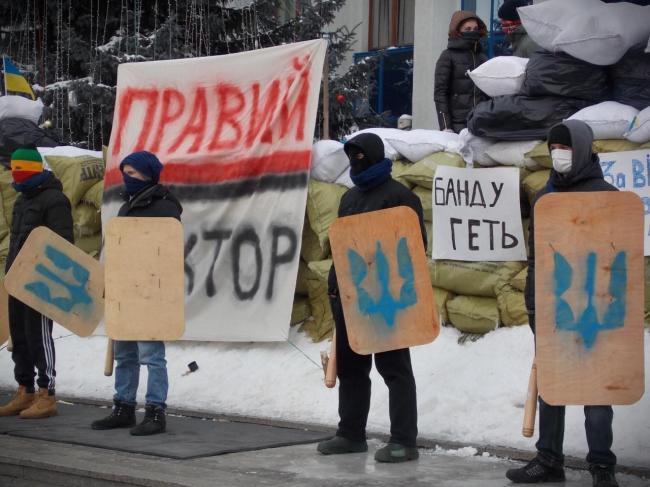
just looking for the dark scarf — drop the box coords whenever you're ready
[350,158,392,191]
[12,170,52,193]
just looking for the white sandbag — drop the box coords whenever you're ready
[458,129,497,166]
[386,130,447,163]
[625,106,650,144]
[553,3,650,66]
[37,146,103,159]
[468,56,529,97]
[646,35,650,53]
[310,140,349,183]
[334,168,354,188]
[345,128,404,161]
[485,140,543,169]
[518,0,601,52]
[0,96,44,124]
[568,102,639,140]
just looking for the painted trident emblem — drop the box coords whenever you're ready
[347,237,417,327]
[554,251,627,349]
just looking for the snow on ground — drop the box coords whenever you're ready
[1,325,648,468]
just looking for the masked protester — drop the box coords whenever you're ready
[0,148,73,420]
[317,133,427,463]
[91,151,182,437]
[506,120,619,487]
[498,0,539,58]
[434,11,489,133]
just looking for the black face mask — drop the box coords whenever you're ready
[348,148,372,176]
[460,31,481,42]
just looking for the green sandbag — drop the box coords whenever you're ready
[526,139,645,169]
[0,166,18,242]
[413,186,432,221]
[511,267,528,292]
[400,151,465,189]
[75,232,102,258]
[295,259,310,296]
[302,259,334,342]
[496,286,528,327]
[0,235,9,278]
[522,170,550,204]
[392,159,416,189]
[432,286,455,325]
[291,296,312,326]
[447,295,499,334]
[301,180,347,262]
[428,260,524,298]
[45,154,104,207]
[82,180,104,209]
[72,203,101,238]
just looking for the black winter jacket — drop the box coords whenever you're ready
[6,173,73,272]
[524,121,617,323]
[117,184,183,220]
[434,38,488,133]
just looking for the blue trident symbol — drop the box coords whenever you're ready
[554,251,626,349]
[347,237,417,327]
[25,245,93,313]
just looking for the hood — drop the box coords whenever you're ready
[548,120,603,188]
[448,10,488,38]
[343,133,385,166]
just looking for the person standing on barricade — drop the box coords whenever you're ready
[317,133,427,463]
[91,151,182,436]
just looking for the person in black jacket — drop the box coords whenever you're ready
[0,148,73,420]
[506,120,619,487]
[91,151,182,437]
[434,10,489,133]
[498,0,539,58]
[316,133,427,463]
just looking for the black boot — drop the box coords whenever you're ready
[317,436,368,455]
[91,401,136,430]
[130,404,166,436]
[505,456,566,483]
[589,464,619,487]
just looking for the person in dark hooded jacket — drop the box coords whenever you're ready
[0,148,73,420]
[91,151,182,437]
[317,133,427,464]
[498,0,539,58]
[434,11,489,133]
[506,120,619,487]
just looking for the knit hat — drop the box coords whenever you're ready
[119,151,164,183]
[11,148,47,184]
[498,0,530,21]
[547,124,573,148]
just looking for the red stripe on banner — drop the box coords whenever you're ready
[105,150,312,187]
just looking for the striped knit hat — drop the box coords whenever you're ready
[10,148,48,183]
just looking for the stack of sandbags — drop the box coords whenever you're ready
[0,166,18,277]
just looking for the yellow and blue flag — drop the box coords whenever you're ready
[3,56,35,100]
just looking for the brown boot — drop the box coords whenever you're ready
[19,388,57,419]
[0,386,36,417]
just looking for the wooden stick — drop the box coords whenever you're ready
[325,330,337,388]
[104,338,114,377]
[6,336,13,352]
[522,361,538,438]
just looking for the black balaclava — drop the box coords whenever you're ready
[343,133,385,176]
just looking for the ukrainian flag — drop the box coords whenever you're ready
[3,56,35,100]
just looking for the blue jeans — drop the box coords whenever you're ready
[113,340,168,409]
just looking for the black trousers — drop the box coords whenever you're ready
[8,296,56,392]
[530,315,616,467]
[330,295,418,447]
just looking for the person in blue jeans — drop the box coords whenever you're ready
[91,151,182,436]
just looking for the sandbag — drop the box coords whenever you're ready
[0,96,43,125]
[74,232,102,258]
[522,50,608,101]
[303,259,334,342]
[447,295,499,334]
[295,259,310,296]
[38,146,103,159]
[310,140,349,183]
[45,154,104,207]
[82,180,104,209]
[467,95,589,141]
[569,102,639,140]
[625,106,650,144]
[291,296,312,326]
[334,169,354,188]
[432,286,455,326]
[511,267,528,293]
[391,159,416,189]
[522,170,550,204]
[496,286,528,327]
[301,180,347,262]
[0,166,18,242]
[609,49,650,110]
[0,235,9,278]
[526,139,645,168]
[554,3,650,66]
[399,151,465,189]
[485,140,542,169]
[413,186,432,222]
[386,129,457,163]
[457,129,497,166]
[0,117,58,168]
[469,56,529,97]
[345,128,402,160]
[72,203,101,238]
[428,260,524,298]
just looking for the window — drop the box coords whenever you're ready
[276,0,310,24]
[369,0,415,50]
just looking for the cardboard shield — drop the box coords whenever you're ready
[329,206,439,355]
[535,192,645,405]
[4,227,104,337]
[104,217,185,340]
[0,280,8,346]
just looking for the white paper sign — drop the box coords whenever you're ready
[599,150,650,255]
[432,166,527,261]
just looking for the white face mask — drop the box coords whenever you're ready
[551,149,573,174]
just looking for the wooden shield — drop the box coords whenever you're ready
[104,217,185,340]
[4,227,104,337]
[535,192,645,405]
[0,280,8,346]
[329,206,439,354]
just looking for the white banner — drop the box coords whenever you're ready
[103,39,327,341]
[599,149,650,255]
[432,166,527,261]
